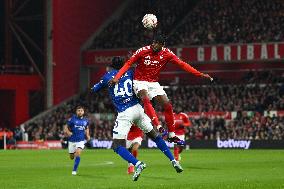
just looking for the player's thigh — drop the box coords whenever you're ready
[135,105,154,133]
[133,80,150,98]
[68,141,76,154]
[75,141,85,155]
[148,82,167,101]
[113,112,133,140]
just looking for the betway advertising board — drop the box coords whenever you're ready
[84,42,284,65]
[89,139,284,149]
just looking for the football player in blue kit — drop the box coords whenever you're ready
[64,106,90,175]
[92,57,183,181]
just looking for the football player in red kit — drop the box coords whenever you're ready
[126,125,144,174]
[173,111,191,162]
[109,35,213,144]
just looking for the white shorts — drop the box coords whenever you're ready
[126,137,143,149]
[176,135,185,141]
[133,80,167,100]
[68,141,85,154]
[113,104,153,139]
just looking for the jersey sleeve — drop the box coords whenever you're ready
[92,74,108,92]
[67,118,74,127]
[180,113,191,126]
[114,48,142,80]
[85,120,89,129]
[168,51,203,77]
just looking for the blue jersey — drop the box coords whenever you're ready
[92,69,139,112]
[67,115,89,142]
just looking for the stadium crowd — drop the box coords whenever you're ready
[91,0,192,49]
[169,0,284,46]
[20,70,283,141]
[90,0,284,49]
[188,113,284,140]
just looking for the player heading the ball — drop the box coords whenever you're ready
[109,35,213,145]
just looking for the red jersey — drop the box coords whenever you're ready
[115,45,203,82]
[174,112,191,135]
[127,125,144,140]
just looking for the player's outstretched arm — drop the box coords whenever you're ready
[92,76,107,92]
[171,56,213,81]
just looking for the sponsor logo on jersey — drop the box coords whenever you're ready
[144,55,159,65]
[74,125,85,130]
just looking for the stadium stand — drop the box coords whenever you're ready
[90,0,284,49]
[168,0,284,46]
[91,0,195,49]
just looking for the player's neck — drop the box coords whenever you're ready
[76,115,83,119]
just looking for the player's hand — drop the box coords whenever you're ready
[201,73,214,82]
[67,132,73,137]
[158,127,168,137]
[108,78,119,86]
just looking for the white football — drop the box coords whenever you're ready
[142,14,158,29]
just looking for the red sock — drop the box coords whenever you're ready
[164,103,175,132]
[132,149,138,158]
[174,147,179,161]
[142,97,160,127]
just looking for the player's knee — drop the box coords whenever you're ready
[112,139,125,152]
[132,143,140,151]
[74,149,82,157]
[138,90,149,100]
[155,95,169,106]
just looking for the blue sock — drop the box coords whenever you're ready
[154,136,175,161]
[73,156,81,172]
[115,146,139,166]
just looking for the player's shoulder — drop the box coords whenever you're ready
[83,117,89,125]
[125,68,134,76]
[133,45,151,56]
[162,47,176,56]
[82,116,89,121]
[68,115,76,122]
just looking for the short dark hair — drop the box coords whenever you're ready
[153,34,166,45]
[110,56,124,70]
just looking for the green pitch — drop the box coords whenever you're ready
[0,149,284,189]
